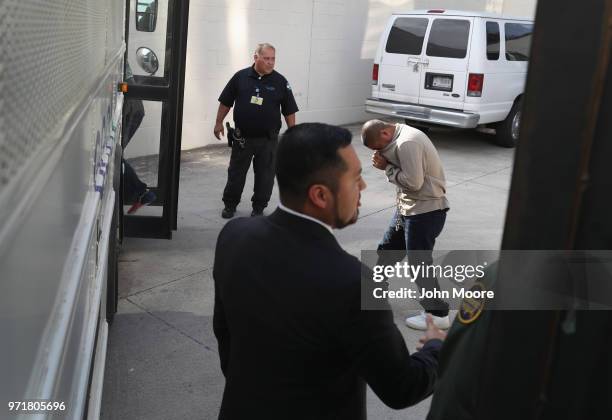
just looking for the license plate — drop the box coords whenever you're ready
[432,76,452,89]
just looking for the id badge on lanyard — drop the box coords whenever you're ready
[251,87,263,105]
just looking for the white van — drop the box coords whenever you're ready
[366,9,534,147]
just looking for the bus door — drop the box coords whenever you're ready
[121,0,189,239]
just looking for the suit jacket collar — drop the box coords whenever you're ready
[268,208,342,250]
[278,203,333,234]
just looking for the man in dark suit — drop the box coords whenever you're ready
[213,123,446,419]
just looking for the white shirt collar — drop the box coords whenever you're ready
[278,204,334,234]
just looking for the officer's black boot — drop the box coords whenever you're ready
[222,206,236,219]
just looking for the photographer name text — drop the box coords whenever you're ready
[372,287,494,300]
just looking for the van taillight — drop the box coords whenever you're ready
[467,73,484,97]
[372,64,379,85]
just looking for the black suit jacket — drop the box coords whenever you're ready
[213,208,441,419]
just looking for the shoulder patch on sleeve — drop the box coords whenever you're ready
[457,282,486,325]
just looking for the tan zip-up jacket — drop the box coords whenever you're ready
[380,124,450,216]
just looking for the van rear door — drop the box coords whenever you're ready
[418,16,474,110]
[377,15,430,104]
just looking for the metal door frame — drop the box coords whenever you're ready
[121,0,190,239]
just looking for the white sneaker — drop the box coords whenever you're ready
[405,311,450,330]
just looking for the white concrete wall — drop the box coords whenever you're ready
[180,0,537,150]
[502,0,537,17]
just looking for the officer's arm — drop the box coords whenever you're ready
[343,307,440,408]
[213,104,231,140]
[212,279,230,376]
[280,78,299,124]
[215,73,238,139]
[339,271,441,409]
[284,113,296,128]
[212,229,231,376]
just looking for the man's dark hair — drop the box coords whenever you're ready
[276,123,352,205]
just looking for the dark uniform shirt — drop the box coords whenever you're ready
[218,66,298,138]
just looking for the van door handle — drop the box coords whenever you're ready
[421,58,429,67]
[407,58,419,72]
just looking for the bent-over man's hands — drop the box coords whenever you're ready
[372,151,388,170]
[416,314,447,351]
[214,122,225,140]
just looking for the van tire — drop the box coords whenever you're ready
[495,99,522,147]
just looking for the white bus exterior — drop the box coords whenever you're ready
[0,1,125,418]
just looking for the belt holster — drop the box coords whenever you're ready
[225,122,245,149]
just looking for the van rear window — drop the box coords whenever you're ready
[505,23,533,61]
[426,19,470,59]
[486,22,500,60]
[385,17,428,55]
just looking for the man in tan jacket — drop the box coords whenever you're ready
[362,119,450,330]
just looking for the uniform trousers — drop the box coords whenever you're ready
[222,135,277,211]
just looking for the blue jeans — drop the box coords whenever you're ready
[377,208,450,317]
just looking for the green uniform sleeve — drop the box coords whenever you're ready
[426,263,498,420]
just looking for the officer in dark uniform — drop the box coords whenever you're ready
[426,263,497,420]
[213,43,298,218]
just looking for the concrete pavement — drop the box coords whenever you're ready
[101,122,514,419]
